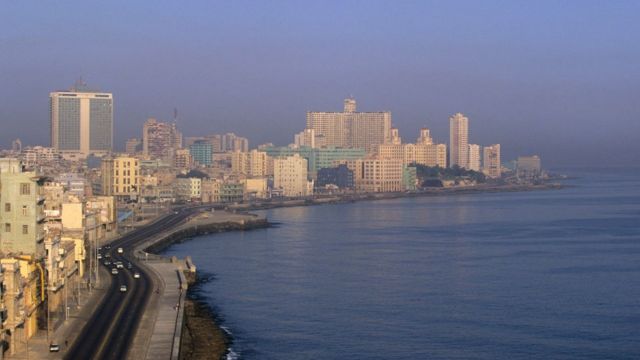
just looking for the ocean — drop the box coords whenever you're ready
[162,168,640,359]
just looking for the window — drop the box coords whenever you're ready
[4,203,10,212]
[22,205,28,216]
[4,223,10,233]
[20,183,30,195]
[22,225,28,235]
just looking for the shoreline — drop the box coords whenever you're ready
[153,181,565,359]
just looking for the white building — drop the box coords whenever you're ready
[50,84,113,157]
[468,144,481,171]
[449,113,469,169]
[273,154,311,197]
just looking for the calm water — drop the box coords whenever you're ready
[163,169,640,359]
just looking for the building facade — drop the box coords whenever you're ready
[101,156,140,197]
[190,140,213,166]
[483,144,501,178]
[306,98,392,153]
[273,154,311,197]
[468,144,481,171]
[142,118,183,161]
[449,112,469,169]
[50,86,113,156]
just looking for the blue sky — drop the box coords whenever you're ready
[1,1,639,166]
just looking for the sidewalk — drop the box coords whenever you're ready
[127,261,186,360]
[6,267,112,360]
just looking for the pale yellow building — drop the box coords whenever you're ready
[350,158,404,193]
[244,178,269,199]
[377,129,446,168]
[101,156,140,197]
[231,150,272,177]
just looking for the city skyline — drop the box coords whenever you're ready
[2,2,639,167]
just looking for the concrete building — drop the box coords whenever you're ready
[201,178,222,203]
[0,159,46,256]
[517,155,542,178]
[273,154,311,197]
[468,144,481,172]
[101,156,140,198]
[50,85,113,157]
[174,148,192,169]
[174,177,202,201]
[346,157,405,193]
[483,144,501,179]
[449,112,469,169]
[316,164,354,189]
[263,146,366,179]
[306,98,392,153]
[231,150,272,177]
[244,178,268,199]
[377,129,447,168]
[294,128,316,148]
[142,118,183,161]
[221,133,249,152]
[190,140,213,166]
[125,138,142,154]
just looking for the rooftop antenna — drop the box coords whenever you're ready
[173,107,178,124]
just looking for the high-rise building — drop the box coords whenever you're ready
[273,154,311,197]
[0,159,46,255]
[483,144,501,178]
[231,150,272,177]
[449,113,469,169]
[142,118,182,161]
[517,155,542,178]
[101,156,140,197]
[306,98,392,153]
[50,84,113,157]
[190,140,213,166]
[468,144,481,171]
[221,133,249,152]
[344,157,405,193]
[174,149,192,169]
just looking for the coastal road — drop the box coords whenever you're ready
[64,206,210,360]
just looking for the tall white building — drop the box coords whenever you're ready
[273,154,311,197]
[50,84,113,157]
[468,144,481,171]
[449,113,469,169]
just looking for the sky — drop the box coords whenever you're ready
[1,1,639,167]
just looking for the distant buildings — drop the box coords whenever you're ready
[221,133,249,152]
[449,112,469,169]
[517,155,542,178]
[142,118,183,161]
[316,164,354,189]
[483,144,501,178]
[50,84,113,157]
[377,129,447,168]
[125,138,142,154]
[306,98,392,153]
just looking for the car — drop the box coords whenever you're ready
[117,247,124,254]
[104,253,111,258]
[127,262,133,269]
[49,343,60,352]
[133,272,141,279]
[104,245,111,250]
[104,260,111,266]
[116,262,123,269]
[120,285,127,292]
[97,254,102,260]
[111,268,118,275]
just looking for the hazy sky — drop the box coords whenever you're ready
[1,1,639,167]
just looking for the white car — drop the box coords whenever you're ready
[120,285,127,292]
[117,247,124,254]
[111,268,118,275]
[133,272,141,279]
[116,262,123,269]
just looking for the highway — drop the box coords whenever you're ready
[64,207,203,360]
